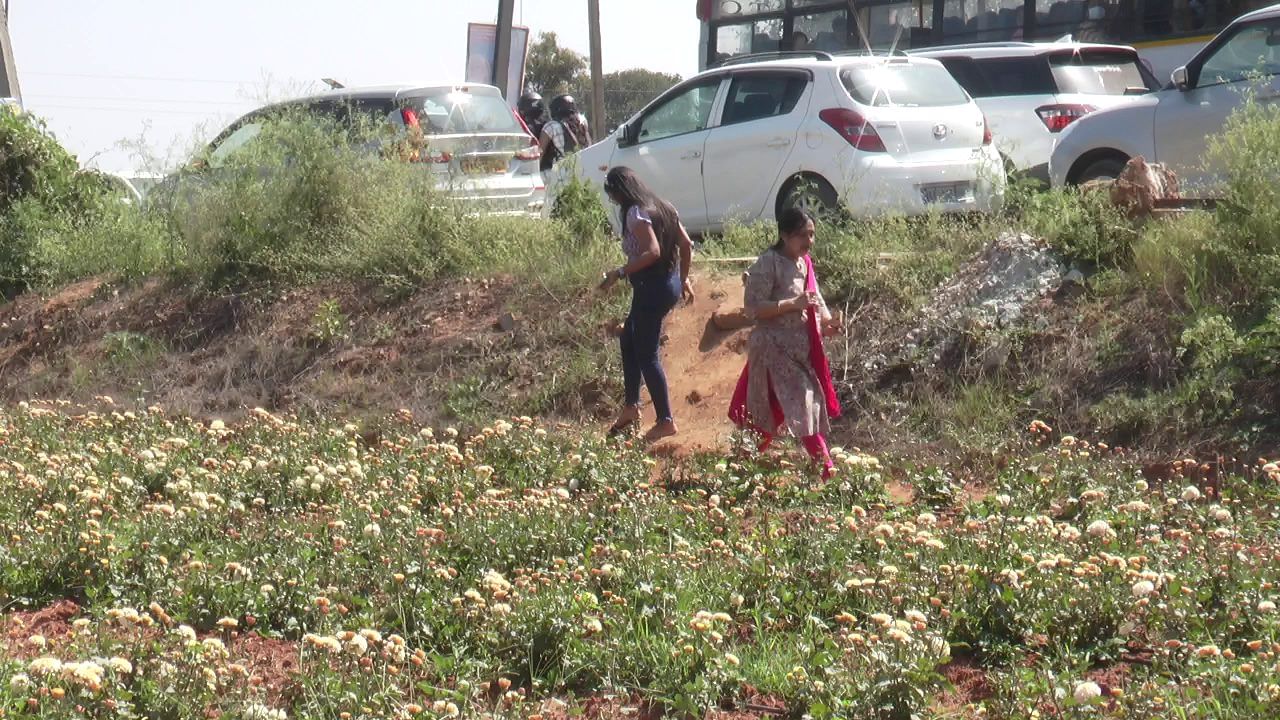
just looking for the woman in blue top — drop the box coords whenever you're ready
[598,167,694,441]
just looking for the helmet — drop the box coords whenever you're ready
[518,91,544,117]
[549,94,578,120]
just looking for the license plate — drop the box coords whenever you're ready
[461,157,508,175]
[920,182,972,204]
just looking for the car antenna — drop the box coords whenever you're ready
[321,78,345,90]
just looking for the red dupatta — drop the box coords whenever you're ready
[729,253,841,432]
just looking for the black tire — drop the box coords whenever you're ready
[1076,157,1128,184]
[778,176,840,220]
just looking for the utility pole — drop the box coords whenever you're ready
[493,0,516,101]
[0,0,21,103]
[587,0,605,139]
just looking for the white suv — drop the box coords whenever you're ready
[912,41,1159,181]
[1051,3,1280,189]
[573,52,1004,234]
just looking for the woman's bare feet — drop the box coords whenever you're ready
[645,419,679,442]
[608,405,641,437]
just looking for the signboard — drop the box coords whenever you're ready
[465,22,530,107]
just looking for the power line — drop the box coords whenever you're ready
[25,71,255,85]
[27,93,255,107]
[31,103,240,117]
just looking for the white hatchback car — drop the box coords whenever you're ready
[912,41,1159,181]
[573,52,1005,234]
[1050,3,1280,190]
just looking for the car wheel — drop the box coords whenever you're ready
[779,176,840,220]
[1076,157,1128,184]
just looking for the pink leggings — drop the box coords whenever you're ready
[756,374,834,476]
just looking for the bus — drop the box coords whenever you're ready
[694,0,1274,80]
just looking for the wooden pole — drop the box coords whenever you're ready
[493,0,516,100]
[0,2,20,104]
[587,0,606,139]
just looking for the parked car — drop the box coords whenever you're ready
[151,84,545,220]
[1051,3,1280,190]
[573,51,1005,235]
[911,40,1159,181]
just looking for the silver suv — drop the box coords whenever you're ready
[912,41,1159,181]
[155,84,545,218]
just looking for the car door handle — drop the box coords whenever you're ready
[767,138,792,148]
[681,150,702,160]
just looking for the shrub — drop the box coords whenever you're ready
[0,109,164,296]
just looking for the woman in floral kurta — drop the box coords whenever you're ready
[731,208,842,477]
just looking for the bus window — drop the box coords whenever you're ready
[866,3,918,49]
[1035,0,1089,40]
[712,0,783,19]
[715,17,783,61]
[795,9,849,53]
[943,0,1022,43]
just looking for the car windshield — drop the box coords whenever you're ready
[408,88,521,135]
[841,63,971,107]
[1048,51,1157,95]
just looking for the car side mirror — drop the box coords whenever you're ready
[616,123,634,148]
[1172,66,1191,91]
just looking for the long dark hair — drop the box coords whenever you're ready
[605,166,680,270]
[774,207,814,251]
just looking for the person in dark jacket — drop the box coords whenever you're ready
[517,91,547,139]
[539,94,592,176]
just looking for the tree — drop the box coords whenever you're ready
[524,32,587,96]
[596,69,683,132]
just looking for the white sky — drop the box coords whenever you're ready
[10,0,702,175]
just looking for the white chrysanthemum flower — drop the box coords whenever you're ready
[1073,681,1102,704]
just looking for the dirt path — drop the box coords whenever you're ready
[649,269,751,454]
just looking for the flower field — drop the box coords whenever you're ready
[2,402,1280,719]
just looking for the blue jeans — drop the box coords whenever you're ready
[621,268,681,422]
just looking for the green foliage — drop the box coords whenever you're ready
[525,32,588,96]
[0,109,168,296]
[548,158,611,242]
[1010,180,1134,269]
[309,299,350,345]
[583,69,684,131]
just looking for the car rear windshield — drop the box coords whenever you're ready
[407,88,522,134]
[840,63,971,107]
[1047,51,1156,95]
[941,57,1057,97]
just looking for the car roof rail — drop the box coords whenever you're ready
[713,50,835,67]
[908,40,1041,53]
[831,48,911,59]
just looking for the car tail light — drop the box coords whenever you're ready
[1035,103,1096,133]
[983,114,992,145]
[818,108,885,152]
[401,107,420,128]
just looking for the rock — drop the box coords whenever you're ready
[1110,156,1180,219]
[885,232,1065,372]
[1064,269,1086,285]
[712,308,754,331]
[686,389,709,405]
